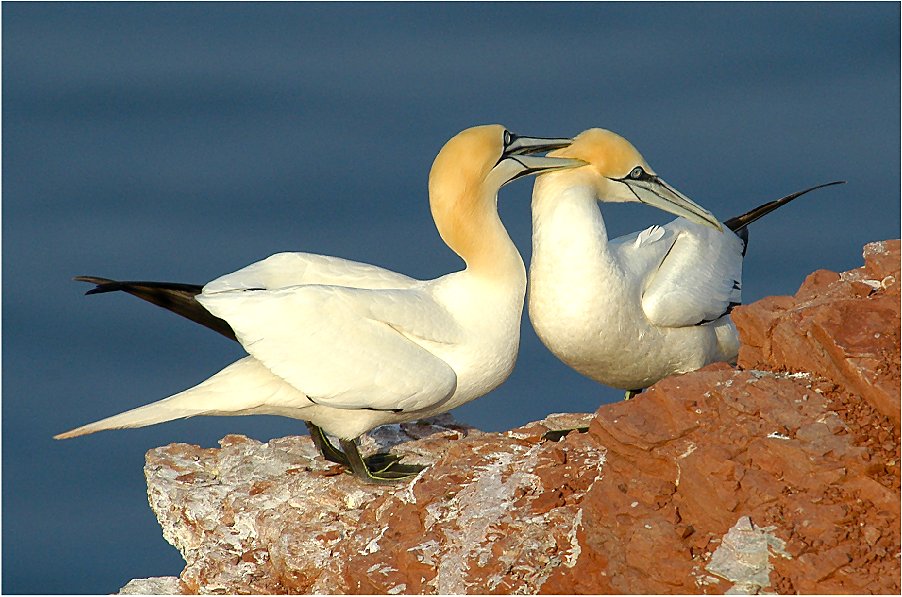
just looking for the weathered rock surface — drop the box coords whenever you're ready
[733,239,900,428]
[123,241,900,594]
[118,576,184,595]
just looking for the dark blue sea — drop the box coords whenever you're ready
[3,3,899,593]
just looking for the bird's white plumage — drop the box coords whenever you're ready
[528,129,743,391]
[203,251,419,293]
[624,221,743,327]
[53,356,314,438]
[197,283,460,412]
[57,125,585,445]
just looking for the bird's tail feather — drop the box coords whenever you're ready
[74,276,237,341]
[53,396,202,439]
[724,180,845,232]
[54,356,308,439]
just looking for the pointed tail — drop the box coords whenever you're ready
[74,276,237,341]
[724,181,845,232]
[54,356,306,439]
[54,396,200,439]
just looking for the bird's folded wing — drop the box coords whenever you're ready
[197,285,460,412]
[636,221,744,327]
[203,252,419,294]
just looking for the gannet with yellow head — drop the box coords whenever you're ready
[57,125,585,483]
[528,128,843,394]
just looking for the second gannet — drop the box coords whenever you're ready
[528,128,843,395]
[56,125,585,484]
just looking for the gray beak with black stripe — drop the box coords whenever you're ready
[496,132,587,185]
[616,166,723,231]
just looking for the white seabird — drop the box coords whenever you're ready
[56,125,585,484]
[528,128,843,395]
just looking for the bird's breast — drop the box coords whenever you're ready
[422,273,525,411]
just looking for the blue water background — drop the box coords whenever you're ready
[3,3,899,593]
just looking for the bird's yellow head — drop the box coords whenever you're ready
[428,125,582,198]
[546,128,722,230]
[428,125,585,263]
[428,125,506,197]
[549,128,652,185]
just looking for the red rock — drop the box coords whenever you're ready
[797,268,842,299]
[121,241,900,595]
[733,239,901,426]
[863,239,901,281]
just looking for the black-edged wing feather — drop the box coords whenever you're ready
[74,276,237,341]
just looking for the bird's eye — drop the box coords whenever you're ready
[503,130,513,146]
[630,166,644,180]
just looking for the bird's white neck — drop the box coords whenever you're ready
[530,173,616,273]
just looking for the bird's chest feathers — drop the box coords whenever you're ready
[532,262,639,348]
[429,274,524,396]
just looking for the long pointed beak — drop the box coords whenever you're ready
[504,155,588,185]
[505,135,574,156]
[622,177,723,231]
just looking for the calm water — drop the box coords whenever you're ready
[3,3,899,593]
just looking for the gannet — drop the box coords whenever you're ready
[528,128,843,395]
[56,125,585,484]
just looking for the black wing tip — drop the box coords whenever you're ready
[816,180,846,189]
[74,275,109,283]
[73,276,208,296]
[74,275,119,295]
[725,180,846,233]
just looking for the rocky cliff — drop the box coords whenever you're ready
[121,240,900,595]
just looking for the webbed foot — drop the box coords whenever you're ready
[305,422,425,484]
[340,439,425,484]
